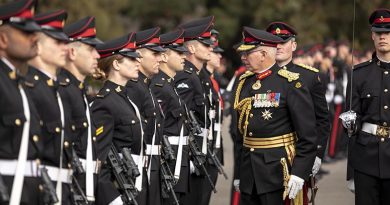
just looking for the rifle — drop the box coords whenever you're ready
[186,111,216,193]
[70,175,89,205]
[107,145,138,205]
[160,135,179,204]
[121,147,141,179]
[0,174,9,202]
[207,145,228,179]
[40,167,59,204]
[69,146,90,204]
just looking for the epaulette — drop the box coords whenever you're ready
[58,76,70,86]
[278,68,300,82]
[23,75,38,87]
[154,77,166,87]
[184,67,194,74]
[353,59,373,70]
[239,71,255,81]
[96,87,112,98]
[297,63,319,73]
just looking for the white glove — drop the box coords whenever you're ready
[190,161,196,174]
[108,196,124,205]
[233,179,240,191]
[347,179,355,193]
[312,157,322,176]
[287,175,305,199]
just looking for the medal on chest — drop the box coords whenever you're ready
[251,70,272,90]
[253,92,281,108]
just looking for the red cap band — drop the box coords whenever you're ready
[374,17,390,23]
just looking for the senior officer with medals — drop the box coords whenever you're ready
[345,9,390,205]
[233,27,317,205]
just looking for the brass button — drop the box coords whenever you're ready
[83,122,88,127]
[71,125,76,131]
[385,105,389,110]
[131,120,136,124]
[106,89,110,92]
[385,71,389,75]
[249,113,254,118]
[384,122,388,126]
[15,119,21,126]
[35,159,41,165]
[249,132,253,136]
[92,136,96,142]
[64,141,69,148]
[55,127,61,133]
[144,120,148,123]
[367,94,371,98]
[153,112,156,116]
[250,148,254,152]
[179,113,182,117]
[381,138,385,142]
[40,120,43,126]
[68,163,72,168]
[184,120,188,123]
[385,89,388,93]
[33,135,39,142]
[157,124,161,127]
[34,75,39,81]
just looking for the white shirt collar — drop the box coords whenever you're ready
[1,57,16,71]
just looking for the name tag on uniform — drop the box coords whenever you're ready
[253,93,281,108]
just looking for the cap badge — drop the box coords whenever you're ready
[252,80,261,90]
[276,28,281,34]
[380,16,384,22]
[115,86,122,92]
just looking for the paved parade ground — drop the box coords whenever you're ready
[209,115,355,205]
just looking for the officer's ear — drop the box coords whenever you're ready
[0,29,8,50]
[67,46,77,61]
[291,41,297,52]
[112,59,121,71]
[186,44,196,54]
[160,52,168,63]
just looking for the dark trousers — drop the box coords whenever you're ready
[163,192,185,205]
[199,164,219,205]
[181,173,204,205]
[148,170,162,205]
[354,170,390,205]
[2,176,42,205]
[240,184,284,205]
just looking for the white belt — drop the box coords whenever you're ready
[39,165,73,184]
[118,153,145,167]
[214,123,221,132]
[80,159,99,174]
[362,122,390,137]
[145,144,161,155]
[168,136,189,145]
[0,160,39,177]
[195,128,209,138]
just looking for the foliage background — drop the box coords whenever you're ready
[3,0,390,70]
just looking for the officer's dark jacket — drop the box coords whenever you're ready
[24,66,71,167]
[284,62,330,159]
[91,80,144,204]
[0,60,42,160]
[346,55,390,178]
[150,70,190,192]
[126,72,163,172]
[174,60,209,127]
[57,69,97,159]
[234,64,317,195]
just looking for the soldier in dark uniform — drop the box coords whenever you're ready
[175,19,215,205]
[59,16,102,203]
[0,0,43,204]
[266,22,330,171]
[26,10,73,204]
[202,41,226,205]
[233,27,317,205]
[345,9,390,205]
[91,33,147,205]
[127,27,165,205]
[150,29,190,205]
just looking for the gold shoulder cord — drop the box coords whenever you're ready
[234,77,252,137]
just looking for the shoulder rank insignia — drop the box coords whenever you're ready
[96,126,104,136]
[59,78,70,86]
[239,71,255,81]
[353,60,372,70]
[297,63,319,73]
[155,83,164,87]
[96,88,111,98]
[184,67,193,74]
[278,69,300,82]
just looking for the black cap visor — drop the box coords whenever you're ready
[119,50,141,59]
[43,30,69,42]
[10,20,41,32]
[197,38,214,46]
[79,37,103,46]
[145,45,166,52]
[213,46,224,53]
[372,25,390,32]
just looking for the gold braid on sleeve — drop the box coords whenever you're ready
[233,78,252,137]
